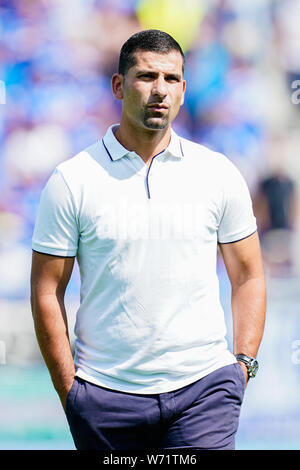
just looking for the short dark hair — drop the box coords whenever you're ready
[118,29,185,76]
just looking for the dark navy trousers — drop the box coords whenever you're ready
[65,363,246,450]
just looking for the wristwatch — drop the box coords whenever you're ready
[235,354,259,379]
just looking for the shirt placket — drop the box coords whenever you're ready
[145,151,164,199]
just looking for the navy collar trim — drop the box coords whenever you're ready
[102,125,184,162]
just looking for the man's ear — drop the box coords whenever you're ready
[180,79,186,106]
[111,73,124,100]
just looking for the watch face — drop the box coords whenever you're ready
[249,359,259,377]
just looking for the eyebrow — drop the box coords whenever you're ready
[136,70,182,79]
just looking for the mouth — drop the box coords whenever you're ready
[147,103,169,111]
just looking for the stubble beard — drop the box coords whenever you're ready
[142,109,170,130]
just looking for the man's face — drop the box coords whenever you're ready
[115,49,186,131]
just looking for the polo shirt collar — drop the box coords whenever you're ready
[102,124,184,161]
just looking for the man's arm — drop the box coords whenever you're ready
[30,250,75,409]
[218,231,266,383]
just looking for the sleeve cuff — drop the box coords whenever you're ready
[32,242,77,257]
[218,227,257,244]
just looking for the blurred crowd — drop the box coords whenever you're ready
[1,0,300,303]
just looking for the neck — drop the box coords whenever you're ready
[114,119,171,166]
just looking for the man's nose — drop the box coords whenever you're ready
[151,77,167,98]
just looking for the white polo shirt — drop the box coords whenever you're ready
[32,124,257,394]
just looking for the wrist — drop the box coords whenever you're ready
[52,369,75,395]
[235,353,259,379]
[56,378,75,411]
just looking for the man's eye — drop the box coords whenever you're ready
[167,76,180,82]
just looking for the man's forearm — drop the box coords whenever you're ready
[31,293,75,405]
[232,276,266,358]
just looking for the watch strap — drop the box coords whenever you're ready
[235,353,259,378]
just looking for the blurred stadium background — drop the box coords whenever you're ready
[1,0,300,450]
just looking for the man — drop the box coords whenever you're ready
[31,29,266,450]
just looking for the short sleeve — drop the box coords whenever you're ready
[217,160,257,244]
[32,168,79,256]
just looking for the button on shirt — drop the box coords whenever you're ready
[32,124,257,394]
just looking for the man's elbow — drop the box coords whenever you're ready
[231,265,266,291]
